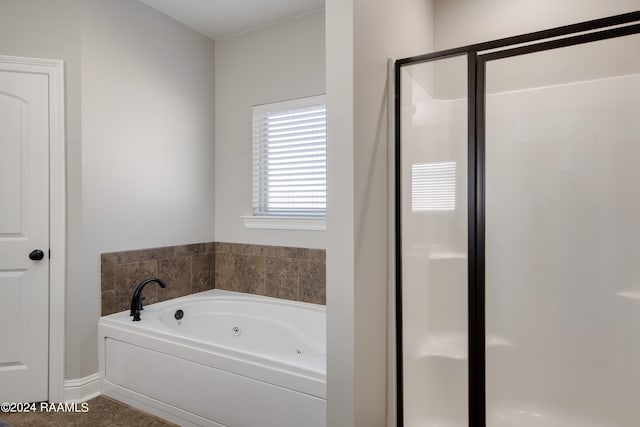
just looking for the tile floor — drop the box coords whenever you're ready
[0,396,177,427]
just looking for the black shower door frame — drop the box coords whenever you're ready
[394,11,640,427]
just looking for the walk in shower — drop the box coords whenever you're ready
[395,12,640,427]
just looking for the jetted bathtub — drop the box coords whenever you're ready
[98,289,326,427]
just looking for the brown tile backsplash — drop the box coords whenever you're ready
[215,252,265,295]
[300,259,327,304]
[192,252,216,293]
[101,241,326,316]
[100,242,216,316]
[215,242,326,305]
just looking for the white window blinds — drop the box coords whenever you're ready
[252,95,327,217]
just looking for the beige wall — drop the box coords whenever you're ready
[326,0,435,425]
[214,11,326,249]
[80,0,215,378]
[326,0,355,424]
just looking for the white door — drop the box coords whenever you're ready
[0,68,50,402]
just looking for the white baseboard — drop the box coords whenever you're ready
[63,373,101,403]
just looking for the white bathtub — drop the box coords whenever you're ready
[98,289,326,427]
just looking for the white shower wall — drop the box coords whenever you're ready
[485,72,640,425]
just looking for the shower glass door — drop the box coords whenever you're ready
[399,54,469,427]
[484,33,640,426]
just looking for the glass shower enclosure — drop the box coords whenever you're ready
[395,11,640,427]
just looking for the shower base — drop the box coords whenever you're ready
[420,401,628,427]
[489,401,628,427]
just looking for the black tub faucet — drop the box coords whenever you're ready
[130,278,166,321]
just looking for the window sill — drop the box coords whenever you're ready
[241,215,326,231]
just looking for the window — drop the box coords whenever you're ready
[250,95,326,225]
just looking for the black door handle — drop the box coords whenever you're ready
[29,249,45,261]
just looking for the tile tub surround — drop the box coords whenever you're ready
[214,242,326,304]
[101,242,216,316]
[101,241,326,315]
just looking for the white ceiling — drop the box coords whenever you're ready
[140,0,325,40]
